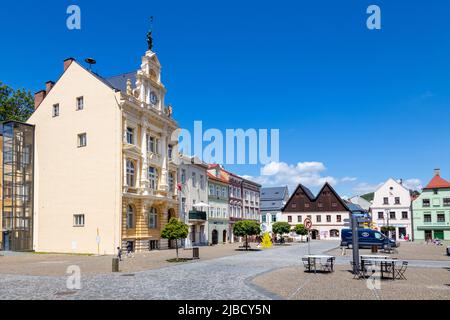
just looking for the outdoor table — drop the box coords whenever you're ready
[361,258,397,280]
[303,255,335,273]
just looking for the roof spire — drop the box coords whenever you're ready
[146,16,154,51]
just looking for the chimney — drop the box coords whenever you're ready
[34,90,46,109]
[434,168,441,176]
[45,81,55,94]
[64,57,75,72]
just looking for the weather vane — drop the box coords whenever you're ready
[147,16,154,51]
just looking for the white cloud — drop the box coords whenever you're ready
[402,178,422,191]
[250,161,342,192]
[353,182,384,195]
[341,177,358,183]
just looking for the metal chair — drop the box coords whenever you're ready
[320,257,334,273]
[395,261,408,280]
[302,258,311,272]
[350,261,366,279]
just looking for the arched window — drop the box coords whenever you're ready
[330,229,340,238]
[126,160,135,187]
[148,207,158,229]
[126,205,135,229]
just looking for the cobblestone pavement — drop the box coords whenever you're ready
[0,241,338,300]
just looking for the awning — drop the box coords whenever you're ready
[417,226,450,231]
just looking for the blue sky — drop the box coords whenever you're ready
[1,0,449,196]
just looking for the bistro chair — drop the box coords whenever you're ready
[320,257,335,273]
[302,258,311,272]
[350,261,366,279]
[395,261,408,280]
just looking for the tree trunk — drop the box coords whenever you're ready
[245,235,248,251]
[175,240,179,261]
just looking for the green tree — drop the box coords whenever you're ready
[0,82,34,122]
[161,217,189,261]
[272,222,291,244]
[295,224,308,242]
[233,220,261,251]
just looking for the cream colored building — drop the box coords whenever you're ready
[27,48,179,254]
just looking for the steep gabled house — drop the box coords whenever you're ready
[282,182,350,240]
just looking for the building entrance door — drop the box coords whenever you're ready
[311,230,319,240]
[2,232,10,251]
[212,230,218,245]
[425,230,432,241]
[223,230,227,243]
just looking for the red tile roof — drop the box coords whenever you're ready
[424,174,450,189]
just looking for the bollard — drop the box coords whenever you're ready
[112,257,120,272]
[193,247,200,260]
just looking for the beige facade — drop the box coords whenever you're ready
[27,49,178,254]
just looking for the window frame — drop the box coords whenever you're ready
[77,133,87,148]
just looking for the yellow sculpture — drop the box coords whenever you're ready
[261,232,272,249]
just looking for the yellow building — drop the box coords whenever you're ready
[27,45,179,254]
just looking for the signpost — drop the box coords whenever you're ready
[304,218,312,255]
[349,212,372,273]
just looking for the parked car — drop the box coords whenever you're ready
[341,228,398,249]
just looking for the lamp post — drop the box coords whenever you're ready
[385,208,391,253]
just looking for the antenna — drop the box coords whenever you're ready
[84,58,97,71]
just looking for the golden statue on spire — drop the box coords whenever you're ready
[147,16,154,51]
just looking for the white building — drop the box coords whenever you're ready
[260,186,289,234]
[178,155,209,247]
[370,178,413,241]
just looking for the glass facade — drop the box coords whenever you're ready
[2,121,35,251]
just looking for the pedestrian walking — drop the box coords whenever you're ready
[117,246,122,261]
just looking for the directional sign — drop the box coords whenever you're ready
[304,218,312,230]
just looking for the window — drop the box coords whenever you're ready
[147,135,156,153]
[76,97,84,110]
[262,215,267,223]
[53,104,59,117]
[77,133,87,147]
[271,214,277,222]
[168,144,173,160]
[330,229,339,237]
[433,189,438,195]
[216,186,221,197]
[126,127,134,144]
[423,199,430,207]
[148,207,158,229]
[222,187,227,198]
[444,198,450,207]
[317,202,323,208]
[181,198,186,214]
[126,205,134,229]
[326,215,331,223]
[424,214,432,223]
[390,212,396,220]
[73,214,85,227]
[316,215,321,222]
[383,197,389,205]
[331,202,337,207]
[402,211,408,219]
[395,197,400,205]
[305,203,310,208]
[181,169,186,184]
[192,172,197,187]
[378,212,384,220]
[126,160,135,187]
[200,175,205,189]
[297,216,302,223]
[168,172,175,192]
[292,203,297,209]
[287,216,292,223]
[437,214,446,223]
[148,166,158,189]
[209,184,215,196]
[336,215,342,223]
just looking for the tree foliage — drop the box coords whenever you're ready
[295,224,308,236]
[233,220,261,250]
[0,82,34,122]
[161,217,189,261]
[271,222,291,244]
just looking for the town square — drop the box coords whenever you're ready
[0,0,449,308]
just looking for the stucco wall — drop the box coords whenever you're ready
[27,62,122,254]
